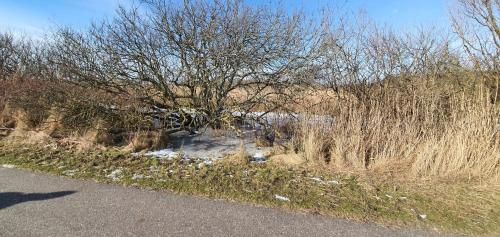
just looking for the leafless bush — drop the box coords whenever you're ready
[451,0,500,102]
[0,33,18,80]
[0,32,52,80]
[51,0,318,129]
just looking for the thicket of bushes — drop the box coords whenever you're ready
[0,0,498,180]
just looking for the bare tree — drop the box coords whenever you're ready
[52,0,318,130]
[319,11,457,103]
[450,0,499,70]
[0,32,51,80]
[0,32,20,79]
[450,0,500,103]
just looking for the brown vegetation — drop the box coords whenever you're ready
[0,0,499,182]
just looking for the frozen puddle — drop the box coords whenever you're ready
[135,129,272,163]
[134,111,332,163]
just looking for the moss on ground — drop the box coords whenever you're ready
[0,142,498,236]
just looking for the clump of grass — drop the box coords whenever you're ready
[226,141,251,165]
[294,78,500,181]
[299,120,331,167]
[126,130,170,152]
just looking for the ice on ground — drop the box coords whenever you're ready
[232,111,335,126]
[1,164,15,169]
[106,169,123,181]
[274,194,290,202]
[139,128,272,163]
[169,129,271,160]
[252,152,267,162]
[136,111,334,163]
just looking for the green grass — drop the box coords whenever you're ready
[0,141,499,235]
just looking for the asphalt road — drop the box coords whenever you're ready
[0,166,456,237]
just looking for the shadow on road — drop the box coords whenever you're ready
[0,191,76,210]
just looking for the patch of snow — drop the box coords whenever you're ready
[141,149,184,160]
[132,174,145,180]
[140,148,220,164]
[197,159,214,168]
[203,159,213,165]
[132,174,151,180]
[310,177,339,185]
[274,194,290,202]
[1,164,15,169]
[141,145,257,165]
[252,152,267,162]
[309,177,323,183]
[106,169,123,181]
[62,169,79,176]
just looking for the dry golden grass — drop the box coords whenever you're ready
[124,130,169,152]
[226,141,251,165]
[293,79,500,182]
[269,153,305,166]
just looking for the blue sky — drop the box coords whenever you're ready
[0,0,452,38]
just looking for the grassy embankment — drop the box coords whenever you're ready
[1,141,498,236]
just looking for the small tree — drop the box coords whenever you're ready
[52,0,318,129]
